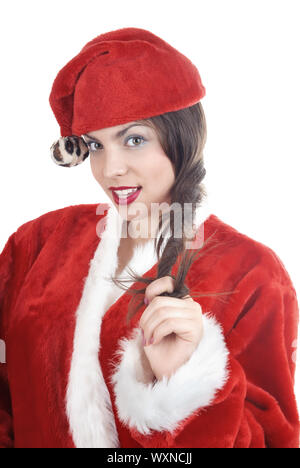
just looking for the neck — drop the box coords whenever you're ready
[115,196,211,250]
[123,216,159,249]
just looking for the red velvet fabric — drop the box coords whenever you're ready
[48,27,205,138]
[0,204,299,448]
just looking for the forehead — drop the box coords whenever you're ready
[84,121,153,139]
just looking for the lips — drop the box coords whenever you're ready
[109,186,140,190]
[111,186,142,205]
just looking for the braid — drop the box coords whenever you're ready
[109,102,235,325]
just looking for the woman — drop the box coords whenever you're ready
[0,27,299,448]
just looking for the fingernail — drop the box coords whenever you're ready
[144,297,149,305]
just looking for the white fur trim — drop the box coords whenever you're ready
[65,200,213,447]
[66,203,123,448]
[109,313,230,436]
[65,203,160,447]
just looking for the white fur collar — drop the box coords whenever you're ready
[66,200,212,447]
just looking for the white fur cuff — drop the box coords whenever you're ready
[109,313,230,436]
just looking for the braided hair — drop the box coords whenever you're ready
[108,102,234,325]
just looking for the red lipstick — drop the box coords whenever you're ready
[110,186,142,205]
[109,186,139,190]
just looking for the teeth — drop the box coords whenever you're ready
[114,187,139,197]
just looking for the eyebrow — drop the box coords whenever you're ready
[83,123,148,142]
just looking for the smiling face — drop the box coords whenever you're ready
[83,120,176,237]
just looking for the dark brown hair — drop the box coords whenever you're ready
[109,102,234,325]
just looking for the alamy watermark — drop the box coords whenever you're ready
[0,339,5,364]
[292,339,297,364]
[95,202,205,250]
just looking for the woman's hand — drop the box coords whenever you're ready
[139,276,203,381]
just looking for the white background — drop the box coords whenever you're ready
[0,0,299,420]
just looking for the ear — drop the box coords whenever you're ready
[50,135,89,167]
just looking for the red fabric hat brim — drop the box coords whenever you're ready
[49,27,206,137]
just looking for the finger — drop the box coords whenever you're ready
[142,307,195,345]
[144,276,175,304]
[182,294,194,302]
[140,295,197,327]
[146,317,199,347]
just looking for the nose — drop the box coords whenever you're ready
[102,150,128,178]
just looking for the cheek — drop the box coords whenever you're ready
[147,153,175,188]
[90,156,102,181]
[90,156,96,175]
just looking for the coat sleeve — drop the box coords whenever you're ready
[0,233,17,448]
[0,206,85,448]
[0,207,69,448]
[109,272,300,448]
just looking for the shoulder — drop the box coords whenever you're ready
[7,203,108,257]
[203,214,295,290]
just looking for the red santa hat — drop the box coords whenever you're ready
[49,26,206,167]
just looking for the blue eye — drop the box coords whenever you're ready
[87,141,101,152]
[86,135,146,152]
[126,135,146,147]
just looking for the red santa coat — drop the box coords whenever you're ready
[0,202,299,448]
